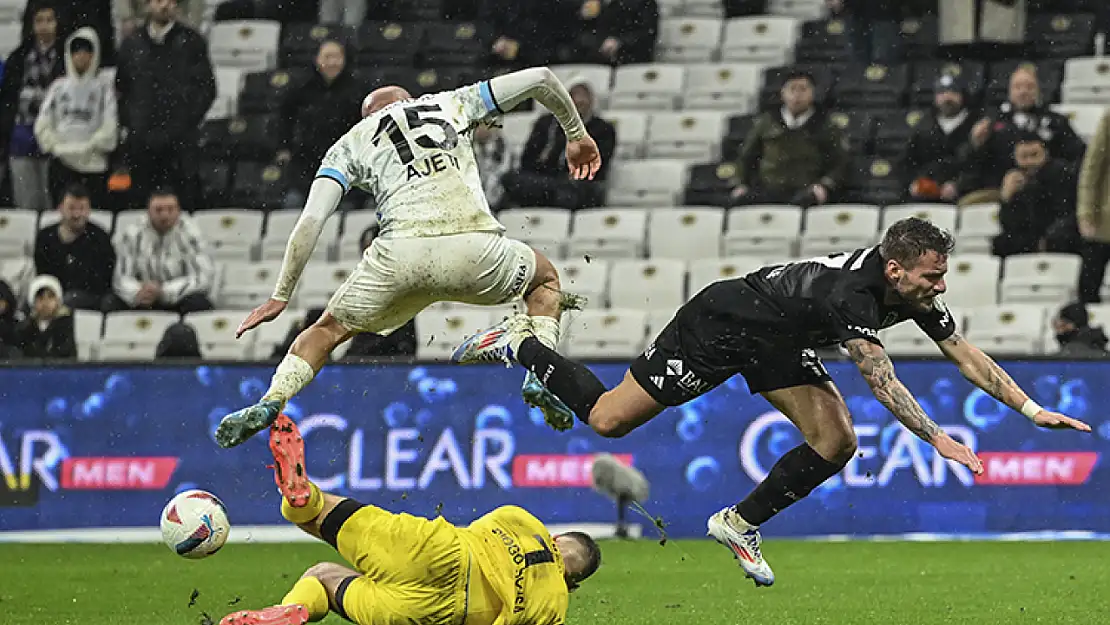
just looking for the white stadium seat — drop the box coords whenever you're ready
[608,160,687,207]
[262,211,339,261]
[799,204,881,257]
[955,202,1001,254]
[605,111,650,160]
[550,64,613,100]
[250,310,306,359]
[721,16,800,65]
[609,64,686,111]
[220,260,285,309]
[208,20,282,71]
[415,309,495,361]
[337,211,379,262]
[878,321,943,356]
[100,312,180,360]
[1062,57,1110,104]
[965,305,1049,355]
[0,209,38,258]
[186,310,253,360]
[648,206,724,260]
[568,207,648,260]
[111,210,147,245]
[682,0,725,18]
[556,257,611,308]
[645,308,676,348]
[563,309,648,358]
[73,310,104,361]
[1051,103,1104,141]
[723,205,803,258]
[0,23,20,58]
[942,255,1000,308]
[657,18,724,63]
[683,63,763,112]
[1001,253,1081,304]
[193,209,265,261]
[645,112,727,161]
[767,0,826,19]
[687,256,770,296]
[608,259,688,311]
[881,203,958,234]
[209,67,246,119]
[297,263,353,307]
[498,207,572,261]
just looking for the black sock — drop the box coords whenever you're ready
[734,443,844,526]
[517,337,607,423]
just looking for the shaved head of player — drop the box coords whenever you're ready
[455,216,1092,588]
[362,85,412,117]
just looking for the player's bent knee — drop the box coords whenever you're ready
[527,249,560,293]
[302,562,349,582]
[813,427,857,466]
[589,403,634,438]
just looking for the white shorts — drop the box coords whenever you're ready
[326,232,537,334]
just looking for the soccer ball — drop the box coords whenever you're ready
[160,489,231,559]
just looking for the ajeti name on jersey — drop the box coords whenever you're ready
[314,82,506,239]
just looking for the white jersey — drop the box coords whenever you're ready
[317,82,506,238]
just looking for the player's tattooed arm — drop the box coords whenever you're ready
[937,331,1029,411]
[844,339,941,441]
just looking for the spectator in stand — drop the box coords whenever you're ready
[501,76,615,210]
[116,0,204,39]
[115,0,215,211]
[0,3,64,211]
[109,188,215,314]
[318,0,366,27]
[34,183,116,311]
[33,27,117,208]
[552,0,659,66]
[1053,303,1108,358]
[959,64,1085,207]
[904,74,976,203]
[992,134,1080,257]
[277,40,363,211]
[1077,108,1110,303]
[0,278,18,358]
[731,70,849,208]
[473,123,512,210]
[13,274,76,359]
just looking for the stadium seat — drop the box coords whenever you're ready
[720,113,758,160]
[73,310,104,362]
[208,20,282,71]
[231,162,288,211]
[209,67,245,120]
[878,321,942,356]
[0,256,33,299]
[656,0,684,17]
[262,211,340,262]
[608,160,687,207]
[497,207,572,261]
[567,207,649,260]
[497,112,539,156]
[965,305,1049,354]
[415,308,495,361]
[0,209,38,258]
[848,156,905,207]
[955,202,1001,254]
[657,18,724,63]
[609,259,688,310]
[721,16,800,65]
[220,261,285,309]
[605,111,649,160]
[799,204,881,257]
[880,204,958,234]
[337,211,379,262]
[644,308,676,347]
[683,63,762,112]
[1051,103,1104,141]
[186,310,254,360]
[793,18,854,65]
[648,206,725,260]
[281,23,354,68]
[1062,57,1110,104]
[550,64,614,101]
[1028,13,1095,59]
[0,23,19,59]
[1085,304,1110,330]
[687,256,771,295]
[645,111,727,160]
[239,69,311,115]
[422,22,489,67]
[297,263,353,306]
[833,64,910,111]
[100,312,181,361]
[1001,254,1082,304]
[767,0,826,19]
[610,64,686,111]
[723,204,803,258]
[910,61,986,107]
[111,210,147,245]
[555,257,611,308]
[563,309,648,359]
[682,0,724,18]
[198,161,233,207]
[942,255,1000,308]
[872,108,927,157]
[683,161,736,207]
[193,209,264,262]
[250,310,305,359]
[899,15,940,61]
[829,110,874,155]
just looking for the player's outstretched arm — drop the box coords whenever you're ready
[844,338,984,474]
[937,332,1092,431]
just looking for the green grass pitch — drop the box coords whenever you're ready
[3,540,1108,625]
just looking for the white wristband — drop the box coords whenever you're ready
[1020,399,1042,420]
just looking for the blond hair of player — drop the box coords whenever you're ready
[219,415,602,625]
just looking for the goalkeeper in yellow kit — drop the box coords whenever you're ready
[220,414,602,625]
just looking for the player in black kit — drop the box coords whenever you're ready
[452,217,1091,586]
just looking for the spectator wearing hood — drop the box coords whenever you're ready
[959,64,1085,206]
[501,76,615,210]
[34,27,118,208]
[276,40,363,211]
[1054,303,1109,358]
[553,0,659,66]
[1077,107,1110,303]
[115,0,215,211]
[13,274,76,359]
[0,2,65,211]
[34,183,116,310]
[904,74,976,203]
[992,133,1080,257]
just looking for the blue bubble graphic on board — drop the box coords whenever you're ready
[1058,379,1089,418]
[415,409,434,427]
[476,405,512,430]
[963,387,1008,431]
[767,423,800,457]
[195,366,214,387]
[46,397,67,419]
[677,411,704,442]
[418,377,458,403]
[685,456,719,492]
[930,377,957,414]
[239,378,267,401]
[567,437,592,455]
[1098,421,1110,441]
[104,373,132,399]
[80,392,106,420]
[383,402,411,428]
[408,367,428,384]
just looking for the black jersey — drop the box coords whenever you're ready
[740,246,958,349]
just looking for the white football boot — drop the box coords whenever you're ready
[707,506,775,587]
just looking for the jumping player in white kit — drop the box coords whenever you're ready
[213,67,602,449]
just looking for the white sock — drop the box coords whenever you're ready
[262,354,316,405]
[530,315,561,350]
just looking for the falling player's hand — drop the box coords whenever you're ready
[236,298,288,338]
[1031,409,1092,432]
[566,136,602,180]
[932,432,984,475]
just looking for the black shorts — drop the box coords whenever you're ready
[628,280,832,406]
